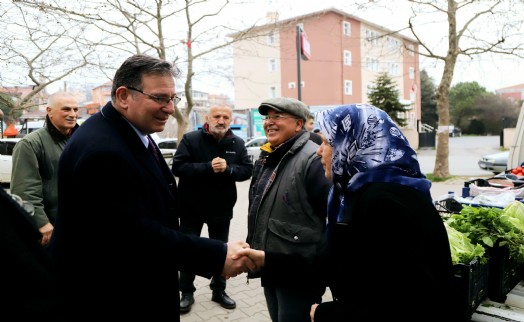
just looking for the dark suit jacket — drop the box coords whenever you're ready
[50,102,227,321]
[0,187,67,321]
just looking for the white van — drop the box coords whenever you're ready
[16,120,45,138]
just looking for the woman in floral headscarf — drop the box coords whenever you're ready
[308,103,454,321]
[235,104,456,321]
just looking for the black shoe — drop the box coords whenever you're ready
[180,293,194,313]
[211,291,236,309]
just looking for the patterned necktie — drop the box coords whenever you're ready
[147,136,161,164]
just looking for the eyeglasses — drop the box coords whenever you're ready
[262,114,297,122]
[127,86,181,106]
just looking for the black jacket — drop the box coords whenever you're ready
[172,125,253,222]
[51,102,227,321]
[0,187,67,321]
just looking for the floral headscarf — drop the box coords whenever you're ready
[316,103,432,223]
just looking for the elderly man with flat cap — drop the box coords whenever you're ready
[245,97,332,322]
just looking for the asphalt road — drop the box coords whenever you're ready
[417,135,502,177]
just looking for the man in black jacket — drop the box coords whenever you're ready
[172,105,253,313]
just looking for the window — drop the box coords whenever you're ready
[388,63,400,76]
[342,21,351,36]
[365,29,379,45]
[269,86,277,98]
[0,140,18,156]
[300,81,305,88]
[288,82,296,89]
[268,31,275,44]
[407,44,415,56]
[344,80,353,95]
[269,58,277,72]
[343,50,352,66]
[157,140,178,150]
[409,67,415,80]
[386,37,400,49]
[366,57,379,72]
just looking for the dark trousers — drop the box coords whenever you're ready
[264,285,325,322]
[179,218,231,294]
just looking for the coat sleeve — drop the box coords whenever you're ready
[10,139,48,228]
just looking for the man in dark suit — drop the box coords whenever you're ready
[50,54,255,322]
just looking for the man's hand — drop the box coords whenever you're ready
[211,157,227,173]
[222,240,256,279]
[232,248,265,268]
[39,222,53,245]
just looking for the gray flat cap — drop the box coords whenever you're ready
[258,97,310,122]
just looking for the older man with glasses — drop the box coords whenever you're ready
[245,97,332,322]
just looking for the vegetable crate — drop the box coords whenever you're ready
[451,257,489,322]
[487,245,524,303]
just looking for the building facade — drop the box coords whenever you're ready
[231,8,421,131]
[496,84,524,105]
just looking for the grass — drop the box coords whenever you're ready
[425,173,454,182]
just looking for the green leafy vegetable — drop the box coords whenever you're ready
[501,200,524,232]
[445,205,524,263]
[444,221,486,265]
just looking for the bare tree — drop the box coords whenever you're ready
[14,0,262,140]
[0,2,92,119]
[405,0,524,178]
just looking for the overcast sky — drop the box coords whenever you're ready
[219,0,523,94]
[44,0,523,96]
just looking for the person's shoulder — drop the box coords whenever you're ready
[182,129,201,140]
[17,128,49,146]
[24,127,47,139]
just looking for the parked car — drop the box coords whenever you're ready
[449,125,462,137]
[245,136,267,163]
[0,138,21,186]
[478,150,509,174]
[153,136,178,167]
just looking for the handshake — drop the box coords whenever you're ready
[221,241,321,321]
[221,240,265,279]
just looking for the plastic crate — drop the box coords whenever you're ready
[487,245,524,303]
[451,257,489,321]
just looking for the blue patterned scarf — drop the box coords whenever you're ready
[316,104,432,224]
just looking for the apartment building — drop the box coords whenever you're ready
[496,84,524,105]
[231,8,421,135]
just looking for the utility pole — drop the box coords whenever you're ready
[296,24,311,102]
[296,25,302,101]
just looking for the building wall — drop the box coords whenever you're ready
[91,82,112,107]
[496,84,524,104]
[279,12,354,105]
[232,9,420,131]
[233,28,281,109]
